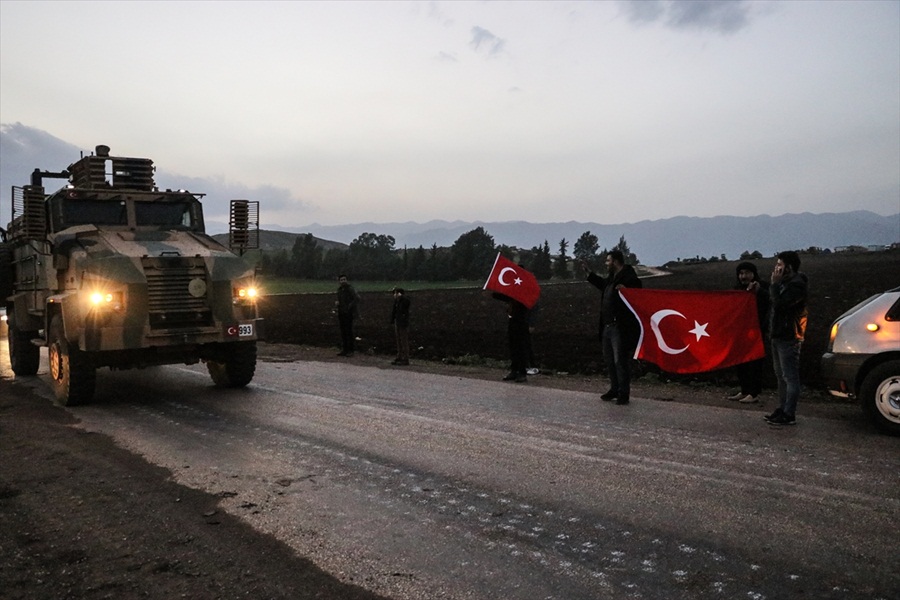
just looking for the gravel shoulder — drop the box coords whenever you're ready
[257,343,863,422]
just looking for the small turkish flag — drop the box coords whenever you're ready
[619,288,765,374]
[483,253,541,309]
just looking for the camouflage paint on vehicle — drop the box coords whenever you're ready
[2,145,261,404]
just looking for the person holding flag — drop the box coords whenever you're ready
[580,250,642,405]
[726,261,770,404]
[483,254,541,383]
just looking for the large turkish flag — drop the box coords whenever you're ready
[483,254,541,309]
[619,288,765,374]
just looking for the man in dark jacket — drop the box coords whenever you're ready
[390,287,411,366]
[765,251,808,426]
[492,292,531,383]
[580,250,642,405]
[727,261,770,404]
[335,275,360,357]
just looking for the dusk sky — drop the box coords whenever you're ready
[1,0,898,228]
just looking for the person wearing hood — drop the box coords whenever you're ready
[335,274,360,357]
[765,251,809,426]
[726,261,770,403]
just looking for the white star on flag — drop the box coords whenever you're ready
[689,321,710,341]
[514,277,522,285]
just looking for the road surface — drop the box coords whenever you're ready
[5,344,899,599]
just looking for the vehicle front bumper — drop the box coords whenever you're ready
[820,351,873,398]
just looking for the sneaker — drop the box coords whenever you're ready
[764,408,784,422]
[526,368,540,376]
[600,390,618,401]
[615,398,630,405]
[768,412,796,426]
[727,391,745,401]
[739,394,759,404]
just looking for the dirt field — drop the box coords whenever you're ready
[259,250,900,388]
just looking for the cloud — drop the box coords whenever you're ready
[470,26,506,56]
[434,50,458,63]
[0,123,82,214]
[0,123,311,228]
[619,0,752,34]
[154,173,307,218]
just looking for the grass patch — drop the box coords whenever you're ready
[259,277,487,294]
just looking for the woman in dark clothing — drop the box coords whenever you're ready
[727,261,770,403]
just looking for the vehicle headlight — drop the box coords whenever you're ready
[233,285,259,304]
[827,322,839,352]
[89,290,124,311]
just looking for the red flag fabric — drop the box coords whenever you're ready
[619,288,765,374]
[483,254,541,309]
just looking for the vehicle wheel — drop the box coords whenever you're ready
[48,315,95,406]
[207,341,257,388]
[860,360,900,436]
[8,310,40,376]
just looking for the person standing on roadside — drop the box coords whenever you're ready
[580,250,642,405]
[726,262,770,404]
[765,251,808,426]
[390,287,411,366]
[492,291,531,383]
[335,274,360,357]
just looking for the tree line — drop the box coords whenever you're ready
[259,227,638,282]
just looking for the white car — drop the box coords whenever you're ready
[821,287,900,435]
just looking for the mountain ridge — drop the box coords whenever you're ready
[230,211,899,267]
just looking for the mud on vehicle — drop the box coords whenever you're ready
[1,145,262,405]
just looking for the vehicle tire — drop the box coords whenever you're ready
[207,341,257,388]
[48,314,96,406]
[860,360,900,436]
[8,310,40,376]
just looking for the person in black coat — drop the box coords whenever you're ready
[335,274,360,357]
[580,250,642,405]
[727,261,770,403]
[765,251,809,426]
[492,292,531,383]
[390,287,411,366]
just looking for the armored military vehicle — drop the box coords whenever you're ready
[1,145,262,405]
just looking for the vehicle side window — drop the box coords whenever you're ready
[886,298,900,322]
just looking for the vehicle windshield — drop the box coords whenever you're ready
[57,198,198,229]
[134,201,195,228]
[62,199,127,226]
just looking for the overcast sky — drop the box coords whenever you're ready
[1,0,898,228]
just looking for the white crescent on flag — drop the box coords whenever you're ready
[650,309,689,355]
[498,267,517,286]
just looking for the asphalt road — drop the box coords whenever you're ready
[7,345,899,600]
